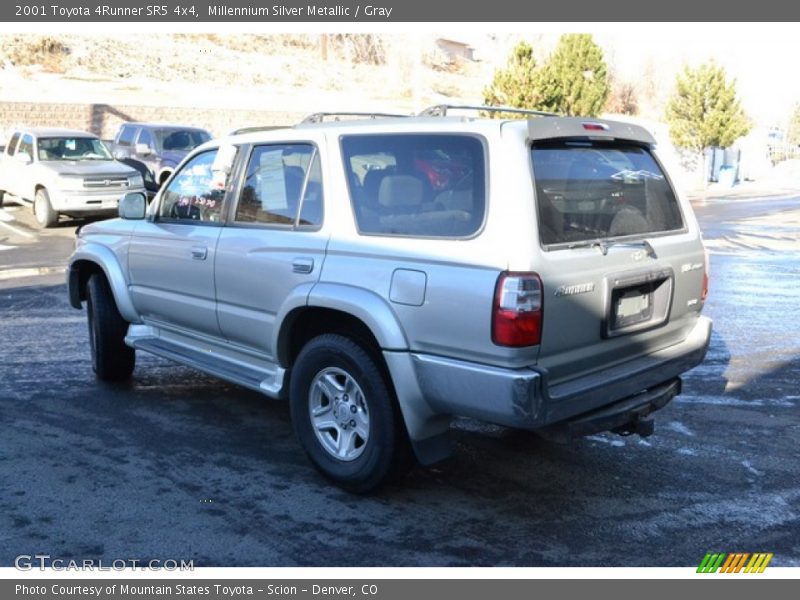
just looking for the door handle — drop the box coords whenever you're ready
[292,257,314,274]
[191,246,208,260]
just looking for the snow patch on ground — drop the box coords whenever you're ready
[586,435,626,447]
[667,421,695,436]
[742,460,765,477]
[676,395,795,408]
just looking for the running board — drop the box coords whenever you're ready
[128,334,285,398]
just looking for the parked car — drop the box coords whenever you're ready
[68,107,712,492]
[0,128,146,227]
[111,123,211,187]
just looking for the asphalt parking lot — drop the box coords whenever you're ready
[0,195,798,567]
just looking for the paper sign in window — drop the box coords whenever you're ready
[257,150,289,211]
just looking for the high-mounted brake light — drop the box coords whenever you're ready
[582,122,609,132]
[492,272,543,347]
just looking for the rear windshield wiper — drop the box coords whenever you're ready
[569,238,657,258]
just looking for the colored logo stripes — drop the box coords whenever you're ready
[697,552,773,573]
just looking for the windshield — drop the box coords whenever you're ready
[38,137,112,161]
[155,129,211,152]
[531,141,684,246]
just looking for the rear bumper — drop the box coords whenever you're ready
[408,316,711,432]
[542,378,681,440]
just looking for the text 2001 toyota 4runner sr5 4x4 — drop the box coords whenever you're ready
[68,106,711,492]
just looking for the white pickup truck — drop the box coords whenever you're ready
[0,128,145,227]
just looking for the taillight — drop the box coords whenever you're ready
[492,272,543,347]
[702,248,710,301]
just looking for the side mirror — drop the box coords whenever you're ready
[119,192,146,220]
[135,143,152,156]
[16,152,32,164]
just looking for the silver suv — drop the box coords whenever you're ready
[68,107,712,492]
[0,128,146,227]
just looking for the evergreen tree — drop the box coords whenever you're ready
[536,34,610,116]
[482,41,542,117]
[665,61,751,152]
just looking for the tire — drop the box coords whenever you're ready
[290,334,412,493]
[86,273,135,381]
[34,188,58,228]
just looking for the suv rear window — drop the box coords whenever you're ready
[531,141,684,246]
[342,134,486,238]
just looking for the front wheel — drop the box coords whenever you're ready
[86,273,135,381]
[34,188,58,228]
[289,334,412,493]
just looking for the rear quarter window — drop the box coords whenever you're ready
[341,133,486,238]
[531,141,684,246]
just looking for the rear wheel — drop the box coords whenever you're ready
[86,273,135,381]
[34,188,58,228]
[289,334,412,493]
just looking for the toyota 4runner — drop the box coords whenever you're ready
[68,106,712,492]
[0,128,146,227]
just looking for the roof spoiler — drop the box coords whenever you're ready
[527,117,657,145]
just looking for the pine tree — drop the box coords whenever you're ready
[665,61,751,152]
[536,34,610,116]
[482,41,542,117]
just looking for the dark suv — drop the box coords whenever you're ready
[111,123,211,187]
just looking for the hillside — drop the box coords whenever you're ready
[0,33,493,122]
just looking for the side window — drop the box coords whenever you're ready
[17,134,34,158]
[117,126,136,146]
[298,152,323,227]
[6,132,20,156]
[235,143,322,227]
[158,150,227,223]
[137,128,153,149]
[341,134,486,238]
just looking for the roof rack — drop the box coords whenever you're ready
[417,104,560,118]
[301,112,410,124]
[229,125,287,135]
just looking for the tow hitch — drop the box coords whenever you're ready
[538,378,680,442]
[612,414,655,438]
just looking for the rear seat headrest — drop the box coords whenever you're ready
[378,175,424,208]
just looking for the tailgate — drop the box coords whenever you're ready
[535,236,706,385]
[530,138,707,386]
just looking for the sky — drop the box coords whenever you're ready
[595,26,800,127]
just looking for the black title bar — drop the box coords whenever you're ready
[3,0,800,22]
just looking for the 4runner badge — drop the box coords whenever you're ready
[555,282,595,297]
